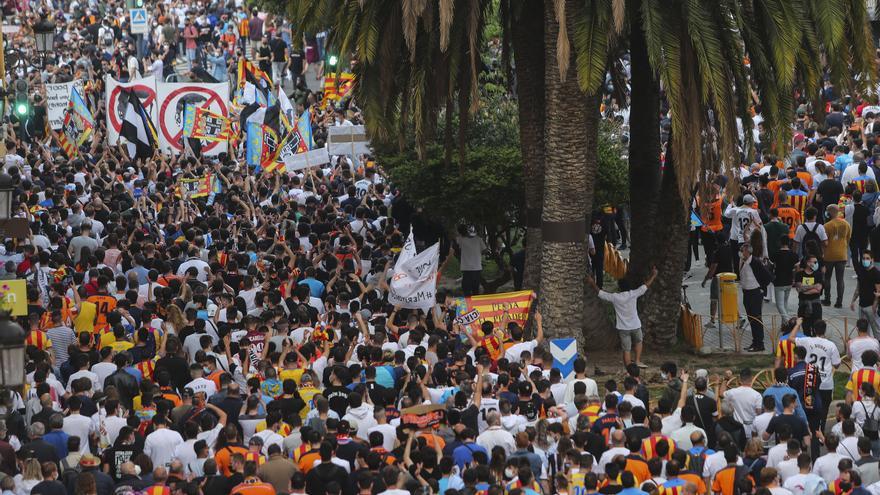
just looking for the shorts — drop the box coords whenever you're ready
[710,277,719,300]
[619,328,643,351]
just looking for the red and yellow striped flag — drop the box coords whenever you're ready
[452,290,535,330]
[322,72,354,102]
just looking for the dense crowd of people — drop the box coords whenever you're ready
[4,1,880,495]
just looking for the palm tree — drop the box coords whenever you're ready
[510,0,546,292]
[570,0,877,343]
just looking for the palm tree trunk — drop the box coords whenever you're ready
[626,0,662,285]
[641,151,689,345]
[540,0,610,347]
[512,0,545,291]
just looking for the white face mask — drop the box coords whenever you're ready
[660,372,668,380]
[504,468,516,478]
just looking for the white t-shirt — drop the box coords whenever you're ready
[62,414,96,453]
[185,377,217,398]
[598,285,648,330]
[144,428,184,467]
[813,452,844,483]
[562,378,599,404]
[504,340,539,363]
[794,222,828,244]
[477,398,500,433]
[777,458,800,483]
[849,337,880,371]
[797,336,841,390]
[723,386,763,431]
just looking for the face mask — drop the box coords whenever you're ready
[811,262,819,271]
[504,468,515,478]
[864,259,873,268]
[203,367,211,375]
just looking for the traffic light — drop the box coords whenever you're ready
[125,0,144,8]
[328,55,338,67]
[12,79,28,117]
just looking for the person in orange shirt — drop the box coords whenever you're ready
[623,437,651,485]
[767,167,789,209]
[794,156,814,189]
[296,430,323,473]
[214,426,249,476]
[711,445,754,495]
[86,276,117,333]
[230,461,276,495]
[776,191,802,238]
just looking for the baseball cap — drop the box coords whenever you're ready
[743,194,756,204]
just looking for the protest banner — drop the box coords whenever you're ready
[106,75,157,144]
[176,174,214,199]
[327,125,370,156]
[450,290,535,329]
[388,232,439,312]
[46,80,84,130]
[156,82,229,155]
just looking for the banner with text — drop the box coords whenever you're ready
[451,290,535,330]
[46,80,84,130]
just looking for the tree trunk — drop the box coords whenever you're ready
[512,0,545,292]
[539,0,610,348]
[641,151,689,345]
[626,0,662,285]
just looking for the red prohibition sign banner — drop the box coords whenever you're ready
[159,85,228,153]
[108,84,156,132]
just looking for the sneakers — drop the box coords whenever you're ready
[745,346,765,352]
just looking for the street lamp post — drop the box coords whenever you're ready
[0,173,13,221]
[32,18,54,67]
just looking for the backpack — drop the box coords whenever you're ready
[802,223,823,256]
[687,447,709,478]
[732,465,753,495]
[860,400,880,440]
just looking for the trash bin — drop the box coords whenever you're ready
[718,272,739,324]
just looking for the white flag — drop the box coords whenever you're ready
[389,232,439,312]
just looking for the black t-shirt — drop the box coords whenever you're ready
[258,46,272,73]
[324,385,351,418]
[771,249,799,286]
[766,412,809,442]
[855,262,880,307]
[795,270,822,302]
[101,445,138,481]
[708,242,734,274]
[155,356,190,392]
[816,179,844,210]
[853,203,870,241]
[269,38,287,62]
[290,51,304,77]
[30,480,67,495]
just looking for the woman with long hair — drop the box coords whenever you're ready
[13,458,42,495]
[163,304,187,335]
[488,446,507,483]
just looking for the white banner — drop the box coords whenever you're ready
[327,124,370,156]
[156,82,229,156]
[388,232,439,312]
[105,75,157,145]
[46,80,84,130]
[283,147,330,172]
